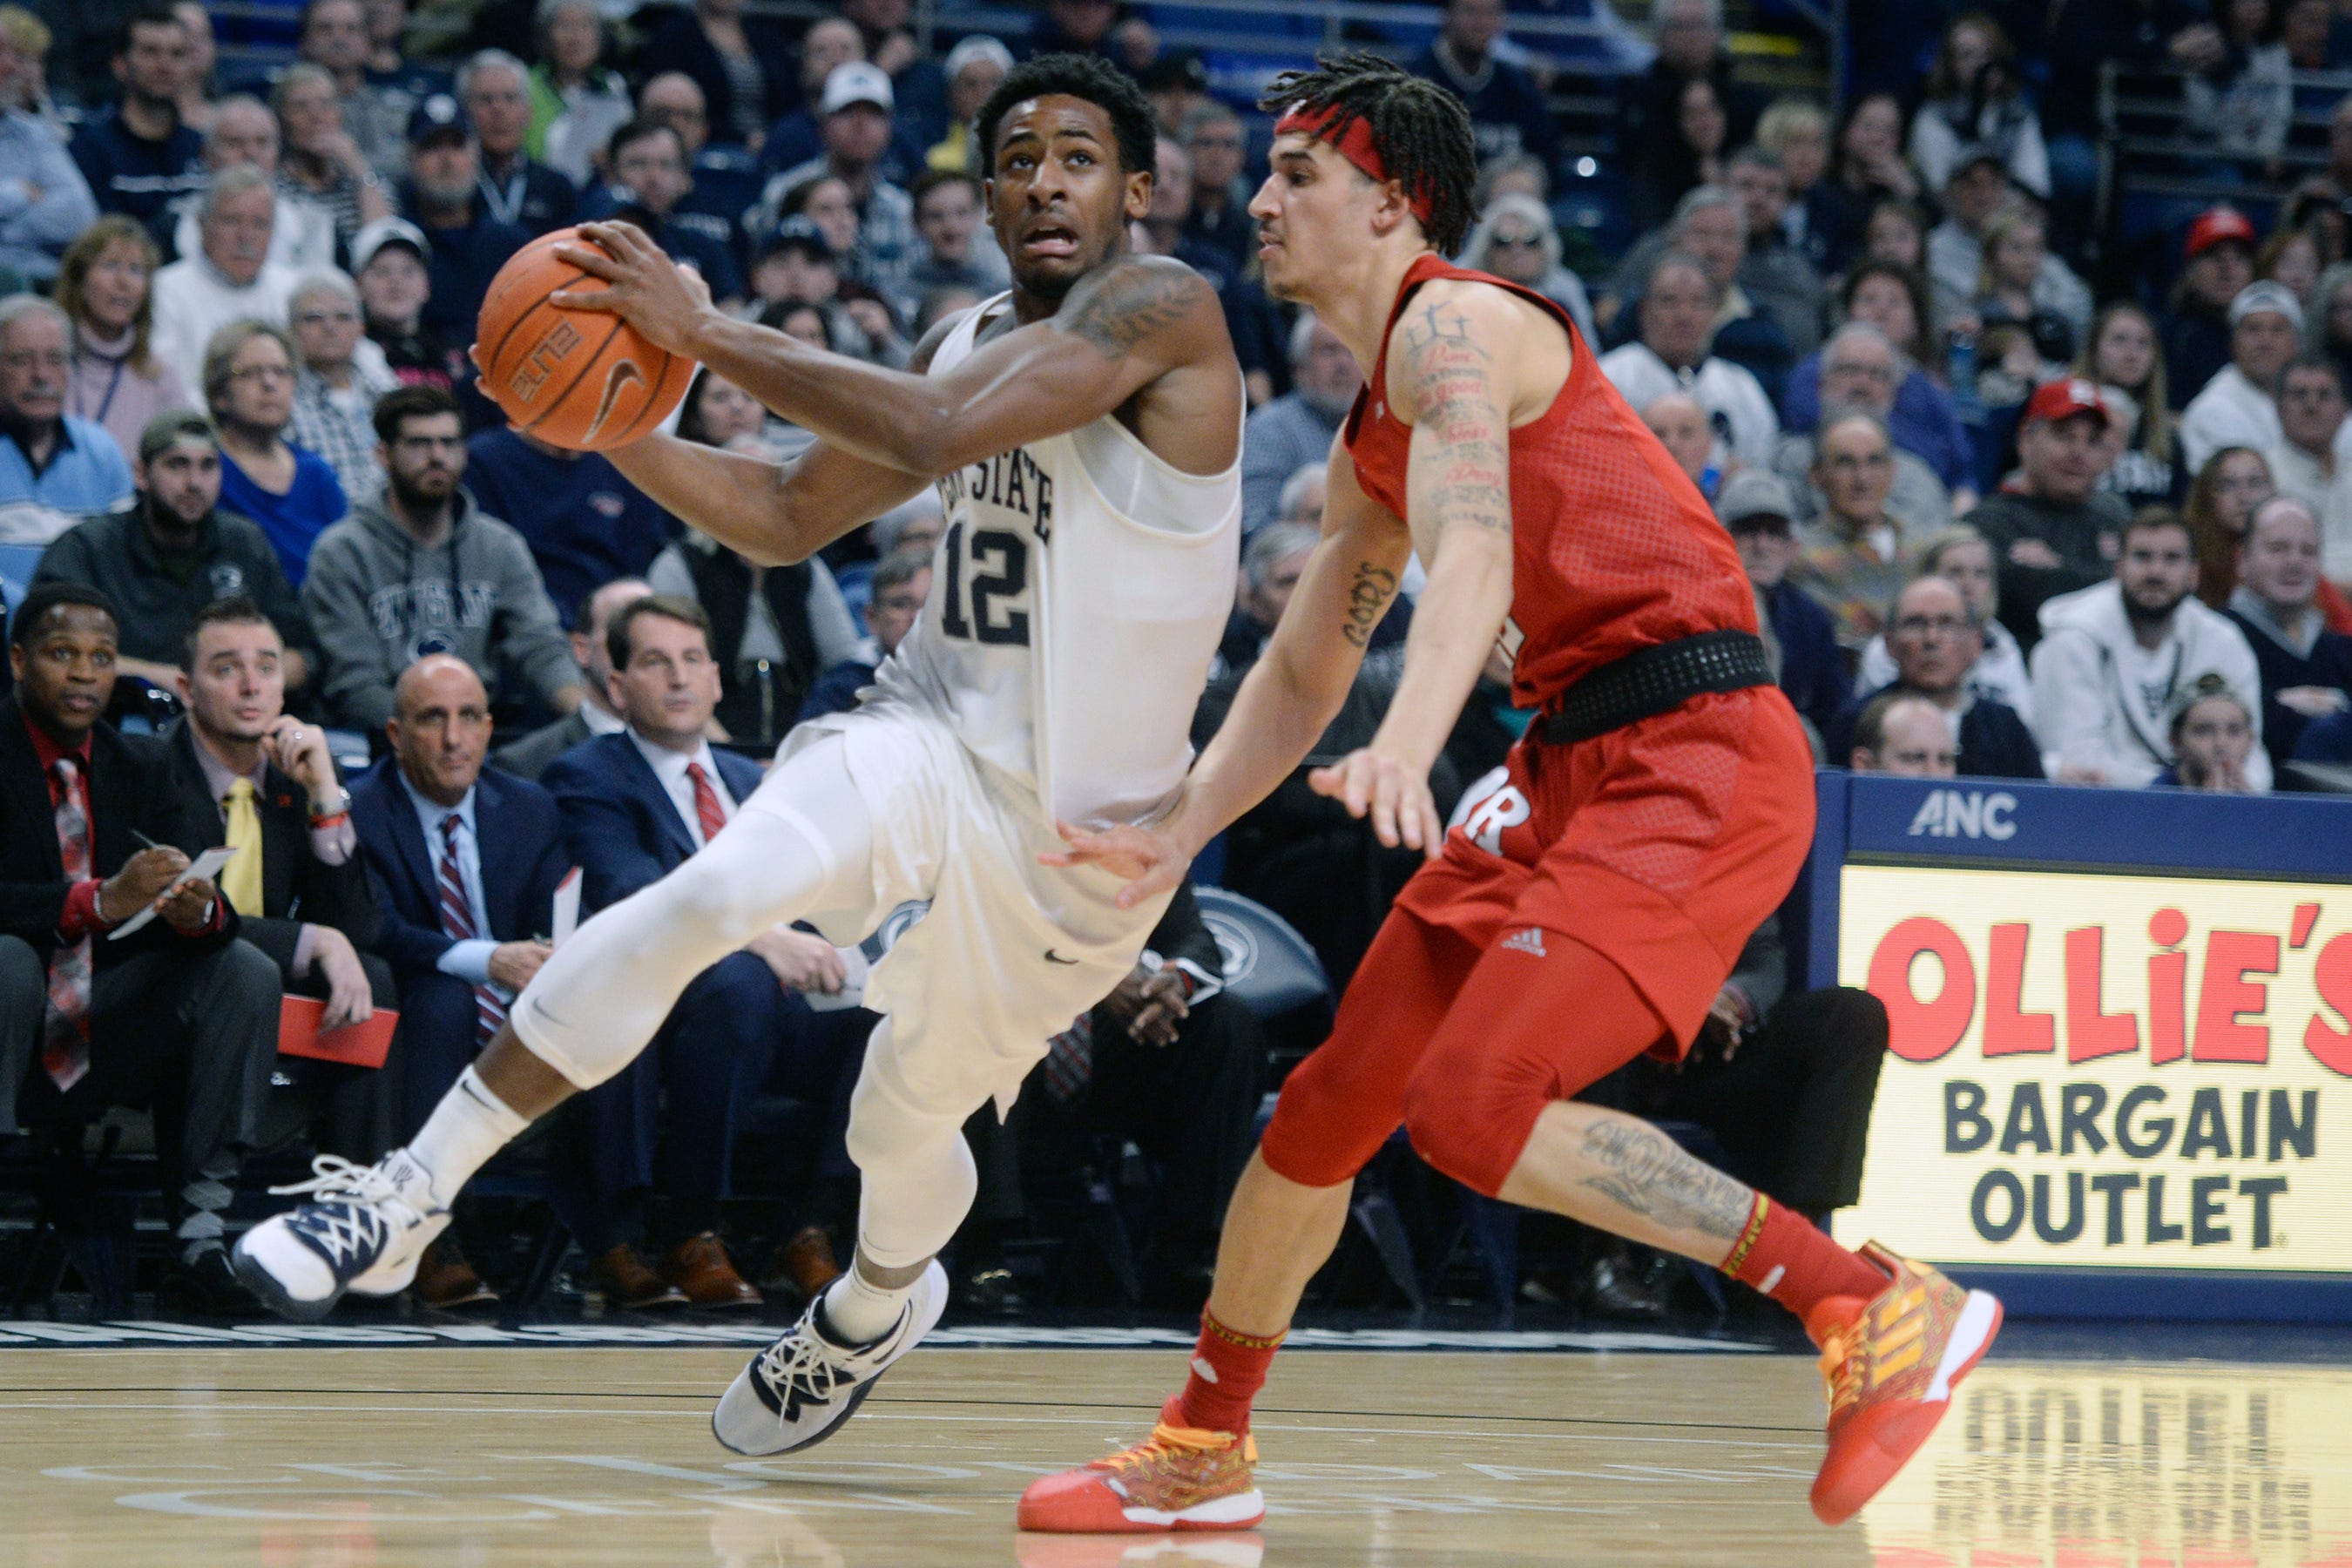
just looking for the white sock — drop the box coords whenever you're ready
[820,1263,916,1344]
[407,1066,529,1206]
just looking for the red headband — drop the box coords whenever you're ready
[1274,105,1434,224]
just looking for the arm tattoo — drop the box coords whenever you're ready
[1340,560,1398,647]
[1572,1119,1753,1242]
[1059,260,1204,359]
[1398,300,1511,537]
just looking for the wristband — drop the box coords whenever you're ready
[308,810,350,831]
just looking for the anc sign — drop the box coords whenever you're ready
[1832,863,2352,1273]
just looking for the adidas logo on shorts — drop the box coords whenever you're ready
[1498,929,1548,957]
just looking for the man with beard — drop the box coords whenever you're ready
[32,411,314,694]
[2031,505,2269,787]
[69,5,204,224]
[397,94,532,346]
[299,385,583,733]
[1240,312,1360,531]
[235,57,1244,1475]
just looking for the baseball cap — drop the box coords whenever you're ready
[942,34,1013,83]
[820,61,894,116]
[138,409,218,465]
[2185,206,2259,260]
[351,216,431,274]
[2022,376,2112,429]
[760,214,835,264]
[1143,50,1210,96]
[2229,280,2304,330]
[1944,142,2005,182]
[407,91,472,145]
[1714,468,1797,531]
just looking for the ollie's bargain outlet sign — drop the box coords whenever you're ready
[1833,864,2352,1273]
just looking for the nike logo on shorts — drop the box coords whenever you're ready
[1044,950,1080,965]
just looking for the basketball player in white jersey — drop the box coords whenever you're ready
[233,54,1245,1456]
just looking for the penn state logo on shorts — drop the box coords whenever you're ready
[207,562,247,598]
[1449,766,1531,856]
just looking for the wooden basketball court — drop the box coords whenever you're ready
[3,1331,2348,1565]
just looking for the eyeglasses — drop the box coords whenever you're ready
[294,310,361,328]
[229,363,294,383]
[1823,451,1893,471]
[873,594,925,613]
[1490,234,1540,249]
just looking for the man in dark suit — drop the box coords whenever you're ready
[349,653,569,1308]
[165,597,394,1161]
[0,583,280,1312]
[543,595,853,1308]
[492,578,649,781]
[1828,577,2044,780]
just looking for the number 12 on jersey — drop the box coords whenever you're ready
[937,521,1031,647]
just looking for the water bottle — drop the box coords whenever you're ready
[1946,328,1984,428]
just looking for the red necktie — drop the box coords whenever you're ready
[436,813,506,1045]
[41,758,92,1090]
[686,761,727,848]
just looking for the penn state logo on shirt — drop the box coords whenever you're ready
[410,632,456,662]
[206,562,246,598]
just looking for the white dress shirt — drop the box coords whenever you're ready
[629,729,738,849]
[398,772,504,988]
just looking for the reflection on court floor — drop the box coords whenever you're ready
[1,1345,2346,1565]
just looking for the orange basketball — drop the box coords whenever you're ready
[474,226,694,452]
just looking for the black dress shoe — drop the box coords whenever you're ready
[161,1245,250,1317]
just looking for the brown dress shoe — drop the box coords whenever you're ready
[586,1243,689,1309]
[413,1237,499,1312]
[764,1224,844,1301]
[659,1232,764,1308]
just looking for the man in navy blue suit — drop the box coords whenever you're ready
[349,654,570,1309]
[542,595,857,1309]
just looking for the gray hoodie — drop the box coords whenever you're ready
[301,489,584,733]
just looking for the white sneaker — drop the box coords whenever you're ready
[230,1151,450,1322]
[712,1260,948,1456]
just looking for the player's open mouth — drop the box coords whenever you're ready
[1021,226,1080,258]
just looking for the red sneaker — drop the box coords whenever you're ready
[1806,1243,2003,1526]
[1018,1409,1264,1534]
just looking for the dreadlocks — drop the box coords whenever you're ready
[1260,51,1479,255]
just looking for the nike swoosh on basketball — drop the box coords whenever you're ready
[580,359,645,446]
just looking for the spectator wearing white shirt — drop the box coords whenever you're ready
[169,96,336,274]
[150,165,299,395]
[2030,506,2271,789]
[1601,251,1779,469]
[2264,354,2352,588]
[2180,281,2322,471]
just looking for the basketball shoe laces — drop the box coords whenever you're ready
[1092,1422,1255,1505]
[757,1310,895,1419]
[267,1155,423,1270]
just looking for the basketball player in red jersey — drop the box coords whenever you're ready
[1021,55,2001,1535]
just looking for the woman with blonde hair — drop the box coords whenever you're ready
[56,218,190,463]
[1460,193,1598,348]
[2073,301,2181,508]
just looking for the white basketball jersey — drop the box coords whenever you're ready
[874,292,1240,828]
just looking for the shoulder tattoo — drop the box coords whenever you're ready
[1397,299,1511,536]
[1059,259,1206,359]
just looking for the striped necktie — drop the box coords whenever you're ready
[436,812,507,1045]
[686,760,727,847]
[41,759,92,1090]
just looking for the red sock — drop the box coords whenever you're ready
[1171,1310,1282,1435]
[1720,1195,1887,1323]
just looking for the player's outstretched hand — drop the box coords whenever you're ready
[1040,820,1190,909]
[551,220,713,358]
[1308,747,1443,858]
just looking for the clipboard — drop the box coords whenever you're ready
[107,844,240,939]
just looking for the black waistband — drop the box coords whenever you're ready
[1536,630,1774,747]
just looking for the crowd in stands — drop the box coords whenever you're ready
[2,0,2349,1327]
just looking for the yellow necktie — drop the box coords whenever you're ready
[220,777,265,917]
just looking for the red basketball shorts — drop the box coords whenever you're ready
[1259,686,1815,1197]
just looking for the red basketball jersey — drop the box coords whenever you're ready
[1341,253,1758,708]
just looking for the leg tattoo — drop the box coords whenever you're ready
[1572,1118,1754,1241]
